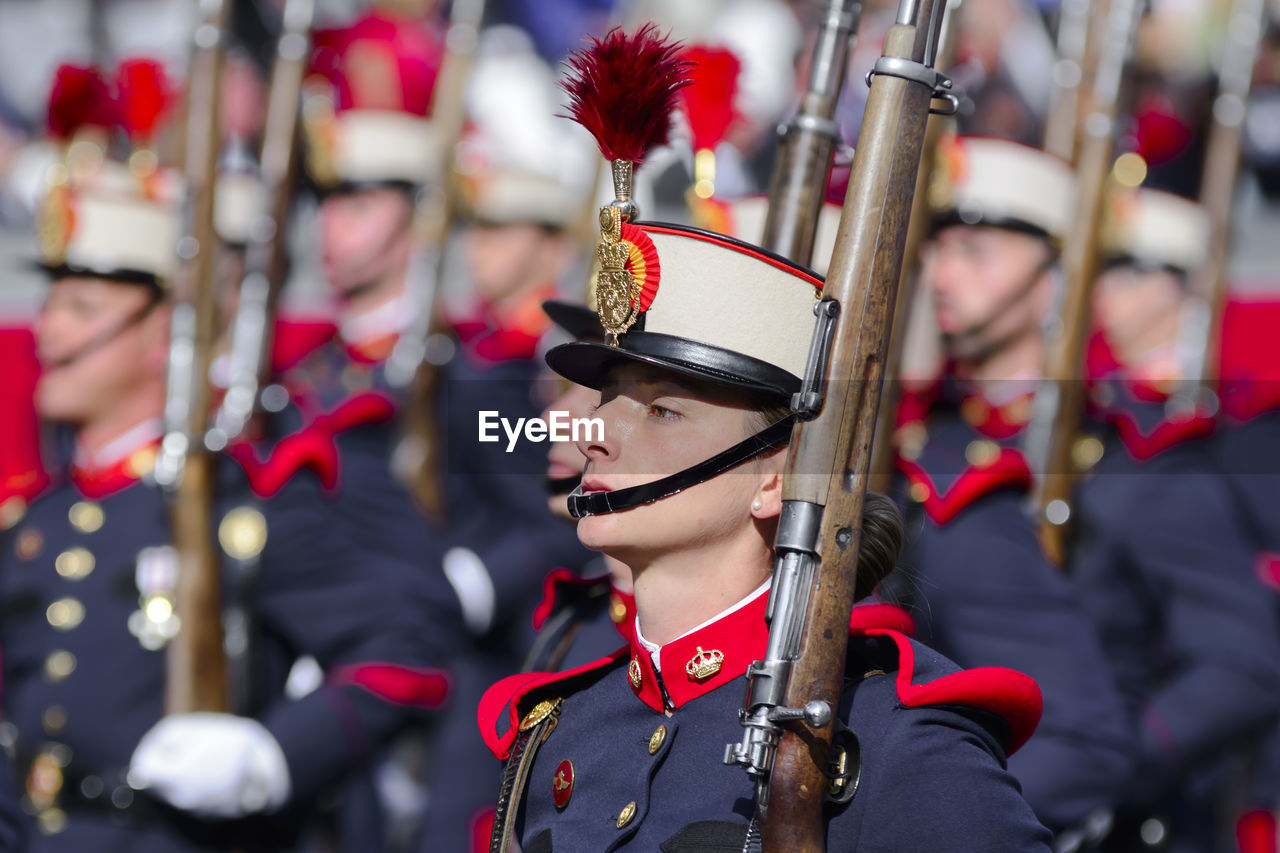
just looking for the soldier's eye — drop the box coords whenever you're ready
[648,404,680,420]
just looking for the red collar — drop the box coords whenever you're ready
[69,440,159,499]
[344,332,398,365]
[957,389,1034,440]
[627,588,770,712]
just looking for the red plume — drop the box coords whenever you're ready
[678,46,740,152]
[47,64,117,139]
[116,59,172,142]
[561,24,692,165]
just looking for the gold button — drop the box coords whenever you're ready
[125,446,157,478]
[42,706,67,735]
[1071,436,1105,472]
[218,507,268,561]
[895,422,927,461]
[1005,395,1033,425]
[960,396,989,426]
[908,481,931,504]
[54,548,94,580]
[0,496,27,530]
[617,800,637,828]
[609,592,628,624]
[965,439,1001,468]
[628,658,642,689]
[47,598,85,631]
[648,725,667,755]
[15,527,43,561]
[44,651,76,682]
[68,501,104,533]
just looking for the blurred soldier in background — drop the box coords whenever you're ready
[882,135,1137,840]
[0,59,455,851]
[1077,186,1280,852]
[409,26,599,851]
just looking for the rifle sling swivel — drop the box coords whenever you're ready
[865,57,959,116]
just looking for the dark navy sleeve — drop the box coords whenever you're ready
[831,668,1053,852]
[0,749,27,852]
[1075,451,1280,790]
[902,492,1136,829]
[248,472,461,803]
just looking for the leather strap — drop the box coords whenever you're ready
[567,416,795,518]
[491,698,563,853]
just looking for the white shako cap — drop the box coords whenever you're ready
[546,222,824,400]
[1103,186,1210,272]
[710,195,844,276]
[38,159,180,286]
[457,27,596,228]
[928,135,1077,241]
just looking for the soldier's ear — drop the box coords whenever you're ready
[750,454,784,520]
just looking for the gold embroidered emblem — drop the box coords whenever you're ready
[595,206,639,344]
[685,646,724,681]
[519,698,562,733]
[609,592,628,624]
[628,657,642,689]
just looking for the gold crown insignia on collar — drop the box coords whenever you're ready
[685,646,724,680]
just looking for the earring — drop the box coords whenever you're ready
[751,500,762,511]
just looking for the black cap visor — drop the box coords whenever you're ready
[546,332,800,401]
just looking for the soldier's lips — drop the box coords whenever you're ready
[579,479,609,494]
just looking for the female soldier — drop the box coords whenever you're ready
[478,220,1052,851]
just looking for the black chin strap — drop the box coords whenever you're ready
[43,293,163,371]
[567,416,795,518]
[544,475,582,497]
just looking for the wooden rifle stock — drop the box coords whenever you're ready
[867,0,961,495]
[1029,0,1142,564]
[163,0,233,715]
[754,0,950,845]
[1186,0,1267,392]
[760,0,861,266]
[213,0,315,444]
[389,0,486,520]
[1044,0,1095,161]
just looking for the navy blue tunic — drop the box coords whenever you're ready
[887,385,1136,831]
[0,447,455,852]
[481,588,1053,852]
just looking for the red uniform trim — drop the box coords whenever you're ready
[865,628,1042,755]
[478,648,629,760]
[1107,408,1215,461]
[228,391,396,497]
[850,602,916,636]
[897,449,1033,525]
[329,662,451,710]
[1256,553,1280,593]
[270,317,338,372]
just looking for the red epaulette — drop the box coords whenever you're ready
[0,327,50,510]
[478,648,628,760]
[228,391,397,497]
[849,602,916,636]
[270,316,339,372]
[864,628,1042,755]
[329,661,451,710]
[897,450,1032,526]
